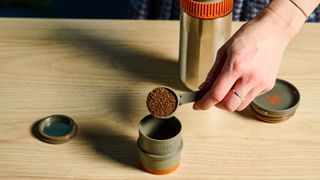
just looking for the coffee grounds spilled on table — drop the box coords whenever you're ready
[147,87,177,118]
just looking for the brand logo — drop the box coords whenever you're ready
[265,94,281,105]
[152,143,175,152]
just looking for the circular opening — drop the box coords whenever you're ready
[139,115,181,140]
[39,115,75,138]
[44,119,73,137]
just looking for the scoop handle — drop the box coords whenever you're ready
[178,91,204,105]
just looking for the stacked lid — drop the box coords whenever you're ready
[250,79,300,123]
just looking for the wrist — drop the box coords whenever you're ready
[267,0,306,37]
[288,0,320,17]
[244,7,296,46]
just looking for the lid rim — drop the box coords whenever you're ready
[250,79,300,115]
[251,106,295,122]
[250,104,296,118]
[37,114,78,144]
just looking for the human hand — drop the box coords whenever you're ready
[193,8,296,112]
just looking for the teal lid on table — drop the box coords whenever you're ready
[250,79,300,122]
[37,115,78,144]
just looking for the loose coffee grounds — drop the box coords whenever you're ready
[146,87,178,117]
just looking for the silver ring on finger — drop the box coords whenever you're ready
[232,89,245,101]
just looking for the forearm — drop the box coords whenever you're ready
[267,0,320,36]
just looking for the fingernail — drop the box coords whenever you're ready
[193,103,199,110]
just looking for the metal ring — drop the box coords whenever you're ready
[232,89,245,101]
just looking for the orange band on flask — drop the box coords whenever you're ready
[180,0,234,19]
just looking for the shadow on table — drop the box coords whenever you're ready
[51,24,187,91]
[31,119,42,141]
[235,106,259,122]
[30,116,141,169]
[79,123,140,169]
[49,23,187,168]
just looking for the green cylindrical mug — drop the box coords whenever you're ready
[137,115,183,175]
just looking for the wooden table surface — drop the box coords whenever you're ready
[0,18,320,179]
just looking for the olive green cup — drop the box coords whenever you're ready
[137,115,183,175]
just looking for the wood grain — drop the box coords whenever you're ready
[0,18,320,179]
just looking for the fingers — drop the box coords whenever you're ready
[193,55,240,110]
[194,45,248,110]
[237,81,275,111]
[216,78,254,112]
[236,88,262,111]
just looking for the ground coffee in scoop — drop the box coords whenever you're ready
[146,87,177,117]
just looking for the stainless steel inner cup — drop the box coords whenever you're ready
[137,115,183,175]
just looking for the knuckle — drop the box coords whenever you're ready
[246,71,259,83]
[237,103,249,111]
[209,91,224,102]
[225,103,236,112]
[245,71,265,85]
[224,99,238,112]
[263,79,276,91]
[228,56,245,74]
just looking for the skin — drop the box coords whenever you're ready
[193,0,320,112]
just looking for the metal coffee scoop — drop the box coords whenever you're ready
[147,86,203,119]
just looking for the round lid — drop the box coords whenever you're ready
[250,105,295,123]
[37,115,78,144]
[251,79,300,116]
[180,0,233,19]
